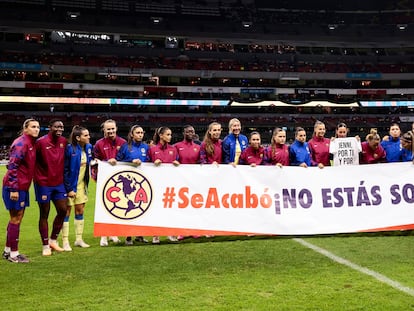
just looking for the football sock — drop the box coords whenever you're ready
[62,221,70,244]
[7,222,20,252]
[39,222,49,246]
[74,215,84,242]
[51,213,65,240]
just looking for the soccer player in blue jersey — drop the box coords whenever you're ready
[63,125,93,249]
[289,127,312,167]
[116,125,150,245]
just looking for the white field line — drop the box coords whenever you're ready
[293,238,414,297]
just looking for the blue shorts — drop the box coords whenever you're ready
[34,184,67,203]
[2,187,30,211]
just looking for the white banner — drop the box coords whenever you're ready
[94,161,414,236]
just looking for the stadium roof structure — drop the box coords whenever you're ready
[0,0,413,46]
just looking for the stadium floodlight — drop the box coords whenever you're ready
[67,11,80,19]
[151,17,163,24]
[242,21,252,28]
[397,24,407,30]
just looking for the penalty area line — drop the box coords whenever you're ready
[293,238,414,297]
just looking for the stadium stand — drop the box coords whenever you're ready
[0,0,413,147]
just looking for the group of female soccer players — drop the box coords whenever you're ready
[2,117,413,262]
[2,119,92,263]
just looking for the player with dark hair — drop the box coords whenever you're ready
[329,122,362,166]
[239,131,265,166]
[174,124,201,240]
[401,131,414,162]
[63,125,93,249]
[34,119,68,256]
[116,125,150,245]
[149,126,180,244]
[289,127,311,167]
[174,125,200,164]
[381,123,402,162]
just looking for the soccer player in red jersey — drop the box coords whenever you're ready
[93,119,126,246]
[149,127,180,244]
[360,129,387,164]
[199,122,223,239]
[200,122,222,165]
[308,120,331,168]
[240,131,265,166]
[174,125,201,240]
[265,127,290,166]
[34,119,68,256]
[3,119,40,263]
[174,125,200,164]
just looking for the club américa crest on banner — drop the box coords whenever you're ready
[101,170,153,220]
